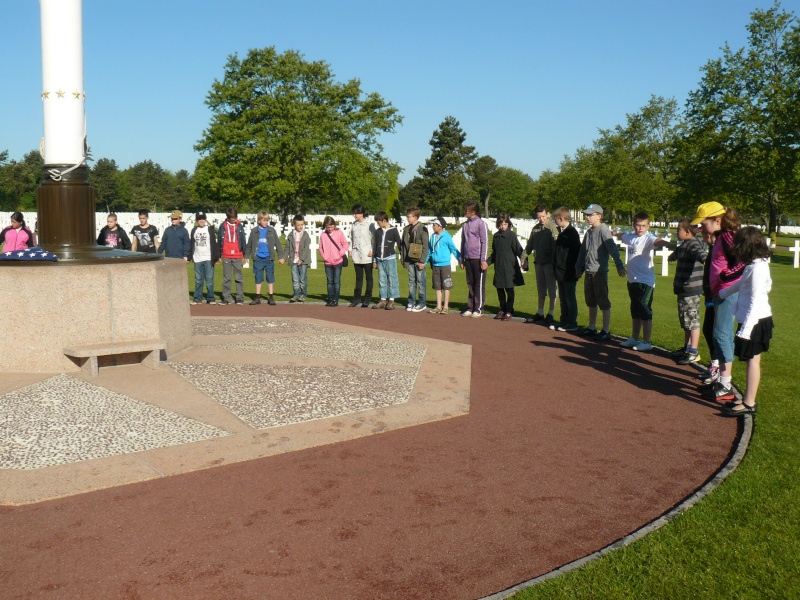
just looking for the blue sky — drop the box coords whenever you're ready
[1,1,772,184]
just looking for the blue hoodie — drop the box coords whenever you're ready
[426,229,461,267]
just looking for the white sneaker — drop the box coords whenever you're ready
[412,304,426,313]
[633,341,653,351]
[461,310,473,317]
[620,336,638,348]
[471,310,482,318]
[406,304,414,312]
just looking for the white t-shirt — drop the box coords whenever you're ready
[193,226,212,263]
[621,232,656,287]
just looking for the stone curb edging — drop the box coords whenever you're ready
[480,355,753,600]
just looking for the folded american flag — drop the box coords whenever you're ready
[0,248,58,262]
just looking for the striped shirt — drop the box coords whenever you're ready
[669,235,708,298]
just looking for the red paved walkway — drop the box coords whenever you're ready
[0,305,737,599]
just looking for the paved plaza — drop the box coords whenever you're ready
[0,305,742,598]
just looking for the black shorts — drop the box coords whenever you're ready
[627,282,654,321]
[734,316,774,361]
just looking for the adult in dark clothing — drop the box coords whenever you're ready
[551,206,581,331]
[488,213,524,320]
[157,210,190,260]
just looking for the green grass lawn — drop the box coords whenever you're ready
[188,248,799,598]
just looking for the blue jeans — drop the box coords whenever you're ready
[193,260,215,302]
[406,262,427,306]
[325,263,343,303]
[377,259,399,299]
[291,263,308,298]
[713,292,739,364]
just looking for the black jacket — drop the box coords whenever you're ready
[189,224,220,263]
[553,224,580,283]
[488,228,524,289]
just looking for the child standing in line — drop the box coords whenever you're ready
[668,218,708,364]
[371,211,402,310]
[188,211,219,305]
[718,227,773,416]
[97,213,132,250]
[426,217,461,314]
[280,214,311,303]
[694,203,744,404]
[613,212,670,352]
[318,215,349,307]
[522,204,559,324]
[575,203,627,340]
[460,201,489,318]
[130,209,159,253]
[550,207,581,332]
[402,207,429,312]
[488,213,524,321]
[246,211,282,305]
[349,204,375,308]
[217,206,247,305]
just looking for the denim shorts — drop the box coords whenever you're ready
[253,257,275,284]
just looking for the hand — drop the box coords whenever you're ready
[368,251,373,257]
[459,262,464,270]
[480,261,488,271]
[183,257,188,262]
[373,262,377,269]
[617,266,627,277]
[417,262,425,270]
[279,259,285,265]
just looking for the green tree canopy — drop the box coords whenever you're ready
[194,47,402,220]
[417,116,478,217]
[676,1,800,231]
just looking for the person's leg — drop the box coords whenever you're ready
[689,328,701,350]
[324,265,334,302]
[203,261,215,301]
[353,263,364,303]
[743,355,761,407]
[507,287,516,314]
[565,280,578,326]
[465,259,476,312]
[406,263,417,307]
[377,262,388,299]
[291,263,301,298]
[584,276,597,330]
[388,262,400,300]
[545,264,557,316]
[415,266,427,306]
[713,293,738,382]
[443,289,451,311]
[596,272,611,333]
[363,262,374,303]
[193,262,203,302]
[266,260,276,303]
[234,259,244,302]
[299,264,308,299]
[475,262,486,314]
[535,263,546,314]
[436,289,443,309]
[333,265,342,303]
[497,288,507,314]
[222,259,233,301]
[631,318,642,341]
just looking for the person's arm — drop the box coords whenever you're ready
[602,230,626,275]
[480,222,488,269]
[181,229,190,261]
[130,228,138,252]
[575,234,587,278]
[157,229,166,254]
[120,229,132,251]
[737,264,768,339]
[97,227,106,246]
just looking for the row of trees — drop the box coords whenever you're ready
[2,4,797,230]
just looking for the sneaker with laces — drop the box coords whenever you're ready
[593,330,611,341]
[218,300,230,305]
[633,341,653,351]
[412,304,426,313]
[235,300,245,305]
[677,352,701,365]
[190,300,199,305]
[461,310,473,317]
[714,384,736,403]
[620,336,638,348]
[406,304,414,312]
[702,366,720,385]
[206,299,216,305]
[562,324,579,332]
[471,310,482,318]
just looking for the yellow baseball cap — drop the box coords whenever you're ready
[691,202,726,225]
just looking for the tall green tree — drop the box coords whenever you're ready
[418,116,478,217]
[677,2,800,232]
[89,158,122,213]
[194,47,402,220]
[0,150,43,211]
[468,155,498,216]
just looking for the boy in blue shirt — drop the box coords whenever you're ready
[246,211,282,305]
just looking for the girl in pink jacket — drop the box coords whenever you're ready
[0,212,36,252]
[318,216,349,306]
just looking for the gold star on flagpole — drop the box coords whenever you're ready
[56,89,65,98]
[42,91,50,100]
[73,91,81,99]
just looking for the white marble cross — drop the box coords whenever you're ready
[656,245,672,277]
[790,240,800,269]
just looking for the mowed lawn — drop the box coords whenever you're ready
[187,245,800,598]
